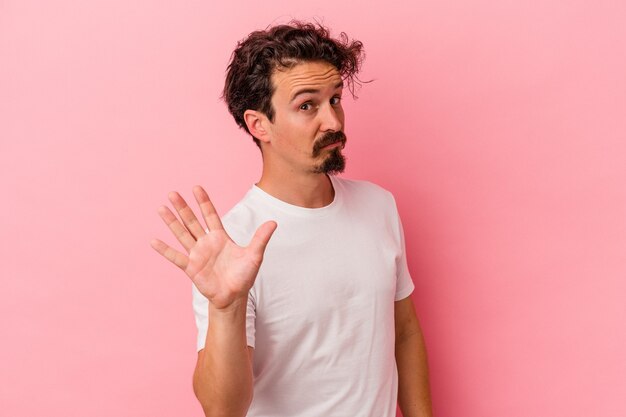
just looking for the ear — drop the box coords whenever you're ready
[244,110,271,144]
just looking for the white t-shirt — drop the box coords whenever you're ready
[192,176,415,416]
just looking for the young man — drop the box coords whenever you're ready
[151,22,433,417]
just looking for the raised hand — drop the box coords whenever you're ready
[151,186,277,310]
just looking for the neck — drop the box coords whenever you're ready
[256,167,335,208]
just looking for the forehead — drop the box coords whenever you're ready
[271,61,342,98]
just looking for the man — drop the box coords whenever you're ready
[151,21,433,417]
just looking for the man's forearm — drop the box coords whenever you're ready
[193,297,253,417]
[396,327,433,417]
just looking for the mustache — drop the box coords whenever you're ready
[312,131,347,157]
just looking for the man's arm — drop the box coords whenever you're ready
[151,186,276,416]
[395,296,433,417]
[193,298,254,417]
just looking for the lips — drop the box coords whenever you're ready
[322,141,342,150]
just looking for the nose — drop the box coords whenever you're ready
[320,103,343,132]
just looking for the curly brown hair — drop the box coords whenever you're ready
[222,21,365,148]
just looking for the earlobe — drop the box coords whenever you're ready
[244,110,271,144]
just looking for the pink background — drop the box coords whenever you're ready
[1,1,625,416]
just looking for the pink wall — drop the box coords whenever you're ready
[1,1,625,416]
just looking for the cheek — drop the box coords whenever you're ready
[273,120,311,153]
[282,115,316,139]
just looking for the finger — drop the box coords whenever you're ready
[168,191,206,240]
[247,220,278,255]
[192,185,224,231]
[158,205,196,252]
[150,238,189,270]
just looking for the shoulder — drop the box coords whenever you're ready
[334,176,397,209]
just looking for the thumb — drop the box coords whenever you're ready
[248,220,278,255]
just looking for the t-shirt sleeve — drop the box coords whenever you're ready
[192,284,257,352]
[391,197,415,301]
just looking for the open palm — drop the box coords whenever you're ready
[151,185,277,310]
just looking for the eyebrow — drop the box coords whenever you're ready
[289,81,344,103]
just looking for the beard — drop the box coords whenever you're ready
[311,131,347,175]
[313,148,346,175]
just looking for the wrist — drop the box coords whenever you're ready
[209,296,247,316]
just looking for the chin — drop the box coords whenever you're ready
[312,149,346,175]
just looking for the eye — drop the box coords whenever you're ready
[300,102,313,111]
[330,96,342,105]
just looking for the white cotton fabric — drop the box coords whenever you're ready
[192,176,414,417]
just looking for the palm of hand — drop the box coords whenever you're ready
[151,186,276,310]
[187,231,264,310]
